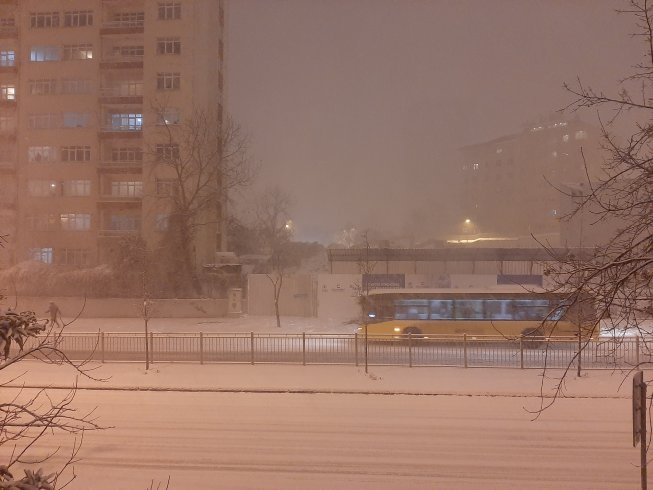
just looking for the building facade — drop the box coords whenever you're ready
[457,117,603,242]
[0,0,226,270]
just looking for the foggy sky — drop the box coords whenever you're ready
[227,0,640,244]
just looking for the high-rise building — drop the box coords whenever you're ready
[456,117,603,242]
[0,0,226,271]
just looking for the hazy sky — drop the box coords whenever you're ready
[227,0,640,244]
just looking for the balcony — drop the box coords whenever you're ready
[98,159,143,172]
[0,24,16,39]
[99,125,143,139]
[99,84,143,104]
[100,54,143,70]
[100,15,144,35]
[0,61,17,74]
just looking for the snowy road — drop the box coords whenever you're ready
[14,388,637,489]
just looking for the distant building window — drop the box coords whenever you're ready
[111,181,143,197]
[0,115,14,132]
[61,145,91,162]
[108,80,143,97]
[111,147,142,162]
[110,215,140,231]
[112,45,144,58]
[155,143,180,162]
[28,247,53,264]
[575,130,587,140]
[472,163,479,170]
[30,12,59,29]
[157,37,181,55]
[63,112,91,128]
[0,84,15,101]
[61,79,92,94]
[111,12,144,27]
[60,213,91,231]
[0,145,14,162]
[64,180,91,196]
[28,180,59,197]
[63,43,93,60]
[562,134,569,142]
[0,50,14,66]
[156,178,176,196]
[28,113,59,129]
[30,46,61,62]
[63,10,93,27]
[109,113,142,131]
[158,2,182,20]
[156,108,180,125]
[156,72,180,90]
[26,214,58,231]
[29,79,57,95]
[28,146,56,162]
[59,248,90,266]
[155,213,169,231]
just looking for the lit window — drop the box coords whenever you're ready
[28,146,56,162]
[63,43,93,60]
[158,2,182,20]
[0,84,15,101]
[109,113,142,131]
[61,146,91,162]
[63,112,91,128]
[30,46,61,62]
[0,50,14,66]
[60,213,91,231]
[29,79,56,95]
[30,12,59,29]
[27,180,59,197]
[28,247,53,264]
[156,72,180,90]
[562,134,569,142]
[472,163,479,170]
[63,10,93,27]
[156,108,180,125]
[156,37,181,55]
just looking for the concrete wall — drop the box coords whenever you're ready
[247,274,317,316]
[1,297,230,318]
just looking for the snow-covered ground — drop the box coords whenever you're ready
[2,362,642,489]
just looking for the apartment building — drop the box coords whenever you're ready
[0,0,226,271]
[457,117,603,241]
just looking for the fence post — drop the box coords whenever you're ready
[100,331,105,364]
[354,333,358,366]
[302,332,306,366]
[520,335,524,369]
[408,332,413,368]
[636,335,641,366]
[463,333,468,368]
[250,332,255,365]
[149,332,154,365]
[199,332,204,365]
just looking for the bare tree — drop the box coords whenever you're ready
[253,187,293,328]
[151,105,257,296]
[541,0,653,400]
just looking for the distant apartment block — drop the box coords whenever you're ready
[0,0,226,270]
[457,117,603,241]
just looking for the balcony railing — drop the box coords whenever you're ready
[100,159,143,168]
[99,193,142,203]
[100,84,143,98]
[100,16,144,34]
[99,54,143,69]
[98,229,140,237]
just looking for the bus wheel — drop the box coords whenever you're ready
[404,327,423,339]
[521,327,544,348]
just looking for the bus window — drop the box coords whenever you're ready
[485,300,514,320]
[394,299,429,320]
[454,299,484,320]
[429,300,453,320]
[513,299,549,321]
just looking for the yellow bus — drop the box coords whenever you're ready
[356,288,595,340]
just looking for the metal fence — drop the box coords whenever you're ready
[24,332,650,370]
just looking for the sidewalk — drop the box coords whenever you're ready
[6,359,637,399]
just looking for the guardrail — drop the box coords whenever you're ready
[24,332,648,369]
